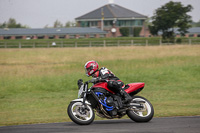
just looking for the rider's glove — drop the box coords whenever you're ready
[90,77,101,83]
[90,78,109,83]
[77,79,83,88]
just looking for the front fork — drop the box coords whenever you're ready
[82,83,88,108]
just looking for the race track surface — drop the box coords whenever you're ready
[0,116,199,133]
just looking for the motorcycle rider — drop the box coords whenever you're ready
[80,60,132,103]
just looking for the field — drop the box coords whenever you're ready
[0,45,200,126]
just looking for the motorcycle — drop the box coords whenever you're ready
[67,79,154,125]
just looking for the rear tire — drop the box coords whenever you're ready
[67,101,95,125]
[127,96,154,122]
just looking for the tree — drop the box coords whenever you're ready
[44,24,50,28]
[149,1,193,40]
[0,22,6,28]
[65,21,71,27]
[0,18,27,28]
[7,18,18,28]
[65,21,76,27]
[191,20,200,27]
[53,20,63,28]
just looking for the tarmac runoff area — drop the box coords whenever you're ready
[0,116,200,133]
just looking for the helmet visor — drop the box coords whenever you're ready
[85,66,92,76]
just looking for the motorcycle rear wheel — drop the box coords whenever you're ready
[127,96,154,122]
[67,101,95,125]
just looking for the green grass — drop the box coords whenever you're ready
[0,45,200,126]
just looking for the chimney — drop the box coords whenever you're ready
[108,0,114,4]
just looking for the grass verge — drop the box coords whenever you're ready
[0,45,200,126]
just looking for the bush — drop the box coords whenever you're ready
[176,38,182,44]
[133,27,142,37]
[120,27,129,37]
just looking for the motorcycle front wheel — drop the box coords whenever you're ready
[67,101,95,125]
[127,96,154,122]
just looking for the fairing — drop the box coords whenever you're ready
[92,82,145,94]
[92,82,115,94]
[125,83,145,94]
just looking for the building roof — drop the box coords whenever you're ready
[182,27,200,34]
[0,27,107,36]
[158,27,200,35]
[76,4,147,21]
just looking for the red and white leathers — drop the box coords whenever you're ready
[84,60,132,103]
[92,67,125,94]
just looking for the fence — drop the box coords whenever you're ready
[0,38,200,48]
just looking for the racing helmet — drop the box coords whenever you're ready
[84,61,99,77]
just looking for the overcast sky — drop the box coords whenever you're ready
[0,0,199,28]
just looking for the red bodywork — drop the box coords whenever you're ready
[125,82,145,94]
[92,82,145,94]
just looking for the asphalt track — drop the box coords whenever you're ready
[0,116,199,133]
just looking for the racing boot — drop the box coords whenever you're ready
[120,90,132,103]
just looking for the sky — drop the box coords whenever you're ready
[0,0,199,28]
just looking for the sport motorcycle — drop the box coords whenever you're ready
[67,79,154,125]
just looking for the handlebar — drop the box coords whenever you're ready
[78,78,108,88]
[85,78,108,84]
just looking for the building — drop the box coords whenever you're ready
[176,27,200,37]
[1,2,198,40]
[0,27,107,40]
[158,27,200,37]
[76,3,149,37]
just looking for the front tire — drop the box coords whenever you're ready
[127,96,154,122]
[67,101,95,125]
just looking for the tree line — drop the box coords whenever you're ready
[0,18,76,29]
[0,18,28,28]
[44,20,77,28]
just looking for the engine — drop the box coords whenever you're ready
[95,91,118,116]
